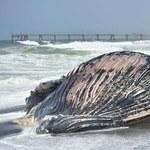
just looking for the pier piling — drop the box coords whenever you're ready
[82,35,84,41]
[38,35,43,41]
[126,35,128,41]
[110,35,115,41]
[97,35,99,40]
[68,35,70,41]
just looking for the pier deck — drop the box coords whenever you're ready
[11,33,150,42]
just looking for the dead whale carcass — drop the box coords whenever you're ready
[16,51,150,134]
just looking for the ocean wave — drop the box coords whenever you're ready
[0,49,10,55]
[0,76,36,88]
[134,40,150,44]
[39,41,124,52]
[132,49,150,55]
[23,47,44,54]
[17,40,39,46]
[15,40,150,53]
[0,112,25,122]
[42,40,51,44]
[47,49,93,55]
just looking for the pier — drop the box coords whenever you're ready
[11,33,150,42]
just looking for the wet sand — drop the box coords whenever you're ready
[0,122,22,138]
[0,105,25,139]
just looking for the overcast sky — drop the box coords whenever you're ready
[0,0,150,40]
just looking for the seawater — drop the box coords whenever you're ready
[0,39,150,150]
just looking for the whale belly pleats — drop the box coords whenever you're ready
[34,51,150,133]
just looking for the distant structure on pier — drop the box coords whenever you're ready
[11,33,150,42]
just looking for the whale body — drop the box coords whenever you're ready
[20,51,150,134]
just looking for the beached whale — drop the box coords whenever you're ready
[13,51,150,134]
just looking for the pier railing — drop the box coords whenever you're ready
[11,33,150,42]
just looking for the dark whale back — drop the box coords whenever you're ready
[35,51,150,133]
